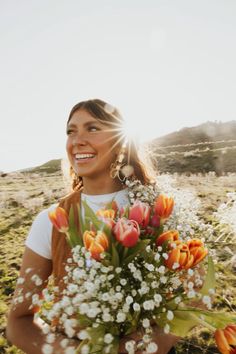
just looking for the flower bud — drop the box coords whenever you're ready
[187,239,208,267]
[154,194,174,223]
[113,217,140,248]
[48,207,69,233]
[83,230,109,261]
[129,200,151,228]
[156,230,179,247]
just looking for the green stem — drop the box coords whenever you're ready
[189,313,217,332]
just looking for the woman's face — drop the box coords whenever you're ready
[66,109,119,182]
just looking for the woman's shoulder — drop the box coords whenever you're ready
[35,203,59,220]
[25,203,59,260]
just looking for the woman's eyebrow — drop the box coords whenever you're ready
[67,120,103,128]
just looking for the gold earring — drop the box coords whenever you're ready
[110,143,134,182]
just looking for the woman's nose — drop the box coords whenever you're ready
[72,132,87,146]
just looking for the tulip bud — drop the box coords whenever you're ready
[48,207,69,233]
[129,200,151,228]
[156,230,179,247]
[154,194,174,223]
[96,209,116,229]
[96,209,115,220]
[150,214,161,228]
[215,324,236,354]
[113,217,140,248]
[83,230,109,261]
[187,239,208,267]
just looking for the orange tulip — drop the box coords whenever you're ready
[154,194,174,223]
[187,239,208,267]
[96,209,116,219]
[215,324,236,354]
[156,230,179,247]
[83,230,109,261]
[48,207,69,233]
[96,209,116,229]
[165,242,194,271]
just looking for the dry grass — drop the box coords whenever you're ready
[0,172,236,353]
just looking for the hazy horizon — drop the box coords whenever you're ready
[1,1,236,172]
[4,118,235,173]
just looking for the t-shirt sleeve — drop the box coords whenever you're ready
[25,204,57,259]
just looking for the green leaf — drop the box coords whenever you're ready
[123,239,150,265]
[83,201,111,231]
[76,313,93,327]
[155,306,236,337]
[106,337,119,354]
[111,243,120,267]
[68,205,82,247]
[77,202,86,237]
[200,256,216,296]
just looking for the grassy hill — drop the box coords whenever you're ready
[20,159,62,174]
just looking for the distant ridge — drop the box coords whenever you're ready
[150,121,236,174]
[152,120,236,146]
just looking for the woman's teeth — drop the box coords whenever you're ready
[75,153,95,160]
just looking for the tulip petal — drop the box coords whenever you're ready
[165,248,180,270]
[48,207,69,232]
[215,329,231,354]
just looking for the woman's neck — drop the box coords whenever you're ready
[82,177,124,195]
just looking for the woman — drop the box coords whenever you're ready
[6,99,178,353]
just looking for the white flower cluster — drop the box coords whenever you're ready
[125,178,160,205]
[30,242,195,353]
[214,192,236,239]
[157,174,214,240]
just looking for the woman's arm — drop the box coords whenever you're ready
[6,247,79,354]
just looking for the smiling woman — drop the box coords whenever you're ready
[6,98,178,354]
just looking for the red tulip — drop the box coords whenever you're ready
[215,324,236,354]
[113,217,140,247]
[83,230,109,261]
[187,239,208,267]
[150,214,161,228]
[129,200,151,228]
[154,194,174,223]
[48,207,69,233]
[156,230,179,247]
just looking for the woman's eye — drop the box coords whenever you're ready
[66,129,74,135]
[89,126,99,132]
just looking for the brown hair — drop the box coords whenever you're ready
[67,99,155,190]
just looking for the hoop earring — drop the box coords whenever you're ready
[110,143,134,183]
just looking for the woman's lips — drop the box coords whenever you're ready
[74,153,96,164]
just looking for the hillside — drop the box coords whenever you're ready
[149,121,236,174]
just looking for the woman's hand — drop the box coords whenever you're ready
[6,247,80,354]
[119,326,179,354]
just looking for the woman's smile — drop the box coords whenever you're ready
[74,153,96,164]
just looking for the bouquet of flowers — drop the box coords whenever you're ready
[39,180,236,354]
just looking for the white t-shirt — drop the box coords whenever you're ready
[25,189,129,260]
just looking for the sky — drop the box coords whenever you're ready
[1,0,236,173]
